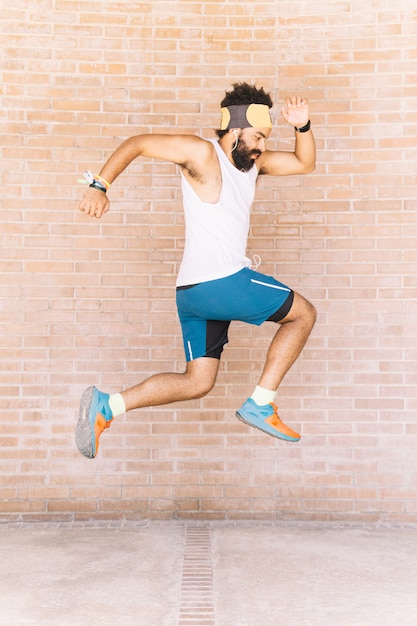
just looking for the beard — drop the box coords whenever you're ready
[231,138,261,172]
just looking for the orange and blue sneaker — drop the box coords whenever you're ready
[236,398,300,442]
[75,386,113,458]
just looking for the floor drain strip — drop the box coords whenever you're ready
[179,524,215,625]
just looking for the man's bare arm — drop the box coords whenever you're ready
[79,134,210,219]
[257,96,316,176]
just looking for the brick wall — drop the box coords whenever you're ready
[1,0,416,523]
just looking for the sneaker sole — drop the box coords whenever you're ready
[75,386,95,459]
[235,411,300,442]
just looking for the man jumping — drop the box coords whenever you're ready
[75,82,316,459]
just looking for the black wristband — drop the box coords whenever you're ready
[294,120,311,133]
[89,181,107,193]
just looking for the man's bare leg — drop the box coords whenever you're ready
[258,292,316,391]
[236,292,316,441]
[76,357,220,458]
[121,356,220,410]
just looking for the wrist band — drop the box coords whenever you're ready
[95,175,110,189]
[294,120,311,133]
[89,181,107,193]
[81,170,111,191]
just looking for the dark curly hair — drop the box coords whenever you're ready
[216,82,273,138]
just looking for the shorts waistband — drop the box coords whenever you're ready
[176,283,200,291]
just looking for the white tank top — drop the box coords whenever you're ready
[176,138,258,286]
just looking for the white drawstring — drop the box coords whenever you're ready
[250,254,262,270]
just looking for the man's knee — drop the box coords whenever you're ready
[185,357,219,398]
[282,292,316,327]
[304,298,317,327]
[190,381,214,399]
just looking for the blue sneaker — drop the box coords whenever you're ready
[75,386,113,458]
[236,398,300,442]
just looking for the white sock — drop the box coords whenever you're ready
[250,385,276,406]
[108,393,126,418]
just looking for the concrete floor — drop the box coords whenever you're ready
[1,522,417,626]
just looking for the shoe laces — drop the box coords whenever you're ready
[269,403,283,422]
[99,398,113,422]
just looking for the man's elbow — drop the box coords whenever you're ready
[302,160,316,175]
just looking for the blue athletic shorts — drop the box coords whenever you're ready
[176,267,294,362]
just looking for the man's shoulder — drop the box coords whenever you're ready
[177,136,217,168]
